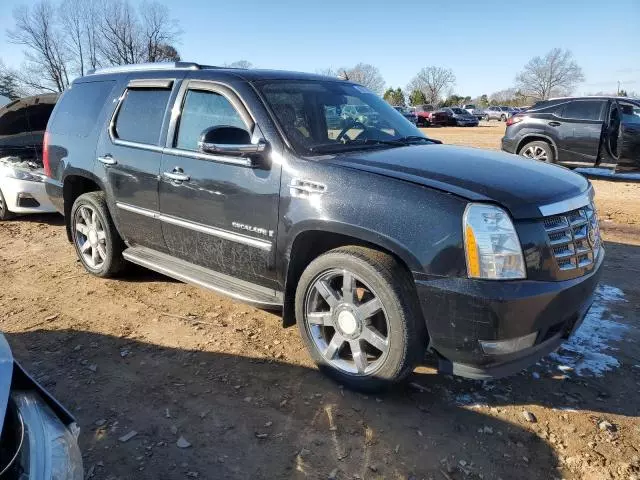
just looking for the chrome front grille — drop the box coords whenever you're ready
[542,203,601,271]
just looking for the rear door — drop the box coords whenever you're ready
[95,77,178,252]
[554,99,606,166]
[612,100,640,172]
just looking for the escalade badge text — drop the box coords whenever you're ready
[232,222,274,238]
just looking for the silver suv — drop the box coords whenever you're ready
[485,106,513,121]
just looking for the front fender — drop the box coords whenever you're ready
[276,156,469,284]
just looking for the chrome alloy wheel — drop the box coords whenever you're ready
[522,145,548,161]
[74,205,107,269]
[304,269,390,376]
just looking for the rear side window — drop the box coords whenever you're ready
[175,90,246,151]
[49,81,115,137]
[560,100,605,121]
[114,88,171,145]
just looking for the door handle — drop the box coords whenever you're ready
[98,155,117,165]
[163,170,190,182]
[548,121,561,127]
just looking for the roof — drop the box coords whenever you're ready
[547,95,639,102]
[86,61,342,83]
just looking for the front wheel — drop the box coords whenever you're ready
[295,246,425,392]
[71,191,126,277]
[500,114,506,121]
[0,187,14,221]
[519,140,555,163]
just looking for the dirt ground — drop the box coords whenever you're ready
[1,123,639,480]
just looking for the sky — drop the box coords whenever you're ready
[1,0,639,97]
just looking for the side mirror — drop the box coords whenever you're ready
[198,126,267,158]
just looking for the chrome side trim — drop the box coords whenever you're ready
[115,202,272,251]
[162,147,253,167]
[117,202,159,219]
[538,188,593,217]
[113,139,164,153]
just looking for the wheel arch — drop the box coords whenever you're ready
[516,135,558,160]
[62,173,104,241]
[280,224,422,327]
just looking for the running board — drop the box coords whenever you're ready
[122,246,283,309]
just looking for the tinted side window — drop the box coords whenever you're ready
[175,90,246,151]
[49,81,115,137]
[560,101,605,121]
[115,88,171,145]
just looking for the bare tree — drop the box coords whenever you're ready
[97,0,181,65]
[316,67,338,77]
[84,0,101,70]
[407,67,455,105]
[339,63,385,95]
[225,60,253,69]
[7,1,70,93]
[59,0,88,76]
[515,48,585,100]
[0,61,21,100]
[98,0,141,65]
[140,1,181,62]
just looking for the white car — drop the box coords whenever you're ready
[0,94,58,220]
[0,157,56,220]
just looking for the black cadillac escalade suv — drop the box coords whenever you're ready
[44,62,603,391]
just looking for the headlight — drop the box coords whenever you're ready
[13,392,83,480]
[5,169,46,183]
[463,203,526,279]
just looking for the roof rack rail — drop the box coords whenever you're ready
[87,62,202,75]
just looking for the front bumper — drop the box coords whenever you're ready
[415,250,603,379]
[0,177,57,214]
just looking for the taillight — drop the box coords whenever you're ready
[43,131,51,177]
[506,115,524,127]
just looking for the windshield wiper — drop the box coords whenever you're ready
[308,140,397,154]
[308,136,441,154]
[393,135,442,145]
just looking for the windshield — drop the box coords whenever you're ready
[258,80,427,155]
[451,108,466,114]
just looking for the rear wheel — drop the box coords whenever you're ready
[519,140,555,163]
[295,246,425,392]
[500,114,506,121]
[71,191,126,277]
[0,188,14,221]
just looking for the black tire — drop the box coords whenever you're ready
[518,140,555,163]
[295,246,426,392]
[500,114,506,121]
[70,191,126,277]
[0,187,14,221]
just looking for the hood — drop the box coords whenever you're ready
[324,144,590,219]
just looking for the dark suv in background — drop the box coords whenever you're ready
[45,62,602,391]
[502,96,640,173]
